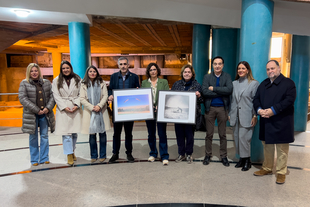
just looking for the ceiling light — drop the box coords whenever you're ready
[13,9,31,17]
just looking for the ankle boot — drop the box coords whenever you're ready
[67,154,74,166]
[242,157,251,171]
[73,152,77,161]
[235,158,245,168]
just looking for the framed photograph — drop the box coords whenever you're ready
[113,88,154,122]
[157,90,197,124]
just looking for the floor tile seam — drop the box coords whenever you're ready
[0,138,234,152]
[0,158,308,178]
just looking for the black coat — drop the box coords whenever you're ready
[253,74,296,144]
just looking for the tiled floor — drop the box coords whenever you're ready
[0,122,310,207]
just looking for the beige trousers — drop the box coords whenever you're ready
[261,141,289,175]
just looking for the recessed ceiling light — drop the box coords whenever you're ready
[13,9,31,17]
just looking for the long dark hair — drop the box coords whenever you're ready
[81,65,103,88]
[235,61,255,82]
[57,60,81,90]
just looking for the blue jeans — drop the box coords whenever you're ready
[175,123,194,156]
[62,133,77,155]
[146,120,169,160]
[89,132,107,159]
[29,114,49,164]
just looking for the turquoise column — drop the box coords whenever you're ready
[192,24,211,115]
[192,24,211,85]
[290,35,310,132]
[240,0,274,163]
[68,22,91,79]
[212,28,239,79]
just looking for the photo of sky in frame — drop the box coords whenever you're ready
[117,94,150,107]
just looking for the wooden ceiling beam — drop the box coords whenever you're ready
[142,24,167,47]
[93,22,136,47]
[91,33,122,47]
[168,25,182,47]
[115,20,152,46]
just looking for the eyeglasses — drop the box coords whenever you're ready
[149,69,157,72]
[213,63,223,66]
[119,63,127,66]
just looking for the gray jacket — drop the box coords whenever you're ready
[229,79,259,127]
[202,71,233,112]
[18,78,56,134]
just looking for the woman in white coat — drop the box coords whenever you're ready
[52,60,82,166]
[80,65,111,163]
[229,61,259,171]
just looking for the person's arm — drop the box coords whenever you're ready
[135,74,140,88]
[212,73,233,96]
[97,82,108,109]
[44,80,56,112]
[52,78,66,110]
[271,79,296,115]
[18,81,40,114]
[202,74,219,98]
[253,83,263,115]
[79,84,94,111]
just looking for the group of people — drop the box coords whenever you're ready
[18,56,296,185]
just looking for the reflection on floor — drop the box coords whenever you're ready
[0,122,310,207]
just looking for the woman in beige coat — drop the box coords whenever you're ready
[80,65,111,163]
[52,60,82,166]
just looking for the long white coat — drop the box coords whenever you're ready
[52,76,82,135]
[80,82,111,134]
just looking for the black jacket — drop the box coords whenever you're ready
[253,74,296,144]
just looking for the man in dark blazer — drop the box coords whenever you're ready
[202,56,233,167]
[253,60,296,184]
[108,57,140,163]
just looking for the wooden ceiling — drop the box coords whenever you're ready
[0,16,193,55]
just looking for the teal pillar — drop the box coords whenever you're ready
[290,35,310,132]
[192,24,211,85]
[192,24,211,115]
[68,22,91,79]
[240,0,274,163]
[212,28,239,79]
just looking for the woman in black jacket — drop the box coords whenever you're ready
[171,64,203,163]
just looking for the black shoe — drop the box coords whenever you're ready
[242,157,252,171]
[175,155,186,163]
[127,153,135,163]
[221,157,230,167]
[109,154,119,163]
[235,158,245,168]
[203,155,211,165]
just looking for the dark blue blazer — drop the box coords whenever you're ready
[108,71,140,96]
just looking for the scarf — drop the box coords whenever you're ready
[87,81,105,134]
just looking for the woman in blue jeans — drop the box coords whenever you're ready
[141,63,170,166]
[19,63,55,166]
[80,65,111,163]
[52,61,82,166]
[171,64,204,164]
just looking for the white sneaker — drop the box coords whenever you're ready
[163,159,169,166]
[148,156,156,162]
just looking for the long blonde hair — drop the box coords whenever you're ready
[26,63,42,82]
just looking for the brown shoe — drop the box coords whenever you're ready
[67,154,74,166]
[73,153,77,161]
[32,163,39,166]
[276,174,286,184]
[253,169,272,176]
[91,159,97,163]
[44,161,50,164]
[99,158,106,163]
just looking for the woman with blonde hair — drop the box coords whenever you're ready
[52,61,82,166]
[80,65,111,163]
[18,63,55,166]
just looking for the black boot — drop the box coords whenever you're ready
[242,157,252,171]
[235,158,245,168]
